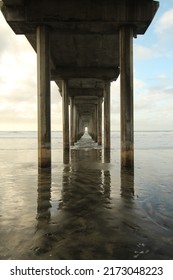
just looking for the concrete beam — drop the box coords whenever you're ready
[68,88,104,97]
[2,0,24,4]
[68,79,105,89]
[57,79,105,93]
[2,0,159,35]
[51,67,119,80]
[75,102,96,111]
[74,96,99,105]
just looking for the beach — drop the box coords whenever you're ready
[0,131,173,260]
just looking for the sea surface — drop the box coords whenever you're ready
[0,131,173,260]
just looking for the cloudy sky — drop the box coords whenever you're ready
[0,0,173,131]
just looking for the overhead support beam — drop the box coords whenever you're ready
[119,26,134,168]
[1,0,159,35]
[68,79,105,89]
[51,67,119,80]
[37,25,51,168]
[2,0,24,4]
[74,96,98,105]
[104,81,111,150]
[62,80,70,162]
[68,88,104,97]
[56,79,106,95]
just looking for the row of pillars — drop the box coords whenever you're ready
[70,97,103,145]
[61,80,111,165]
[69,94,109,146]
[37,25,134,168]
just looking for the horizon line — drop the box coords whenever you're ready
[0,130,173,133]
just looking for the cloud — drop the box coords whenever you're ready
[0,12,63,131]
[134,45,156,60]
[133,7,173,61]
[154,7,173,55]
[134,78,173,130]
[110,75,173,131]
[0,34,37,130]
[155,8,173,35]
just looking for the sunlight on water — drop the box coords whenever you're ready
[0,131,173,259]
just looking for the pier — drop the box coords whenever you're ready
[1,0,159,168]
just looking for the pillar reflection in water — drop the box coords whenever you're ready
[33,167,52,256]
[37,167,52,223]
[120,166,134,198]
[63,148,70,164]
[60,148,111,215]
[104,148,111,163]
[34,146,136,259]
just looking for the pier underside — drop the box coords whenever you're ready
[1,0,159,167]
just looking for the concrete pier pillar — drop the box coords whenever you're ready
[97,97,102,145]
[62,80,70,162]
[74,106,79,142]
[119,26,134,168]
[37,26,51,168]
[104,81,111,149]
[78,117,83,139]
[70,97,75,146]
[73,104,77,142]
[88,118,92,138]
[91,109,97,141]
[91,105,97,142]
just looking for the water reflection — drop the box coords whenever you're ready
[63,148,70,164]
[34,168,53,256]
[54,148,115,259]
[34,135,137,259]
[37,167,52,223]
[60,149,111,214]
[104,148,111,163]
[1,132,173,260]
[121,167,134,198]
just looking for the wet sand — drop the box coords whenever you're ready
[0,132,173,259]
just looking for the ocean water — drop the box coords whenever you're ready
[0,131,173,260]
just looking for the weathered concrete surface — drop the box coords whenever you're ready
[97,97,103,145]
[120,26,134,168]
[104,82,111,149]
[1,0,159,34]
[37,25,51,168]
[62,80,70,151]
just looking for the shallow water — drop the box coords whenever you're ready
[0,131,173,259]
